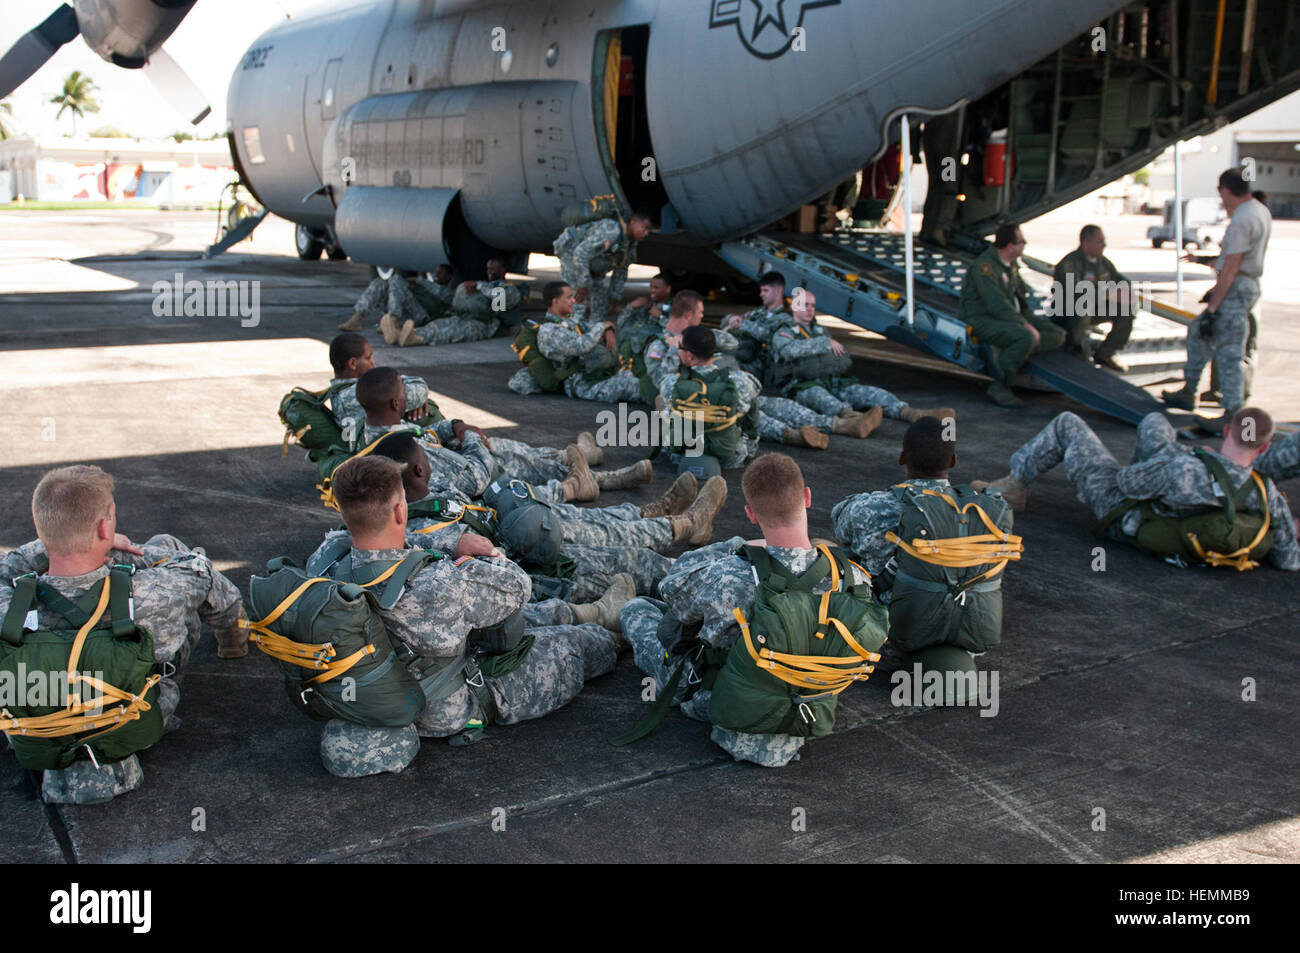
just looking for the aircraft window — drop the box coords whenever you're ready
[546,43,559,67]
[243,127,265,165]
[286,133,295,153]
[324,88,334,108]
[500,50,513,73]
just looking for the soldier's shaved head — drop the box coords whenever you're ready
[901,416,956,478]
[670,289,703,319]
[370,432,429,501]
[759,271,785,289]
[333,456,405,538]
[32,465,116,555]
[742,453,808,527]
[355,366,402,413]
[1228,407,1274,451]
[680,324,716,360]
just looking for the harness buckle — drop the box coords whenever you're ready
[798,702,816,724]
[465,668,485,689]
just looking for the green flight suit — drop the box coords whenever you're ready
[1051,248,1133,358]
[959,246,1066,382]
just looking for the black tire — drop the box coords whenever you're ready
[296,223,325,261]
[328,245,349,261]
[1151,239,1164,249]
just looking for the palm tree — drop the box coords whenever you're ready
[49,71,101,136]
[0,101,17,141]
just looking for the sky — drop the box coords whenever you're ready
[1,0,320,140]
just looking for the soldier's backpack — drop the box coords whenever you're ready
[618,322,666,404]
[667,365,754,462]
[279,384,350,473]
[247,550,435,727]
[0,567,165,771]
[1093,450,1275,571]
[512,317,584,392]
[709,545,888,737]
[768,322,854,389]
[880,483,1022,654]
[560,194,624,230]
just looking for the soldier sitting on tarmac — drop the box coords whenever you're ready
[508,281,644,402]
[338,270,432,338]
[618,453,886,767]
[959,224,1067,409]
[448,257,529,330]
[555,206,653,323]
[354,365,648,504]
[723,270,791,376]
[1050,225,1134,372]
[615,271,673,343]
[772,288,955,434]
[310,455,628,772]
[327,333,442,444]
[975,408,1299,571]
[831,416,1021,688]
[365,431,683,601]
[0,466,247,804]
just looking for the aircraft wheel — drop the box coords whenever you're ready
[296,224,325,260]
[1151,239,1164,249]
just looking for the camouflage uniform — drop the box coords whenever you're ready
[1182,277,1260,416]
[1051,248,1134,358]
[615,300,669,342]
[0,535,245,801]
[416,314,500,346]
[354,274,429,325]
[730,305,788,376]
[831,478,955,575]
[770,319,909,418]
[452,279,527,325]
[556,218,634,323]
[643,328,741,392]
[331,375,436,448]
[410,278,455,326]
[657,365,762,468]
[1007,411,1299,570]
[959,246,1067,382]
[623,538,871,766]
[350,549,617,738]
[1257,429,1300,484]
[757,396,836,440]
[508,313,642,402]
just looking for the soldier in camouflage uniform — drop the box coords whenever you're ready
[0,466,246,803]
[657,330,764,469]
[722,271,791,377]
[621,453,873,766]
[958,224,1067,408]
[975,409,1299,570]
[413,264,457,321]
[615,271,672,344]
[328,334,442,446]
[450,258,528,326]
[320,457,624,772]
[508,282,643,402]
[1256,429,1299,485]
[338,272,429,334]
[772,289,954,432]
[555,210,653,324]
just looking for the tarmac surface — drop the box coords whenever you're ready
[1,209,1297,864]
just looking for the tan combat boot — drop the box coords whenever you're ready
[379,313,400,345]
[575,431,604,466]
[971,474,1028,511]
[900,406,957,424]
[594,459,653,491]
[832,405,883,439]
[338,312,364,332]
[560,446,600,502]
[568,573,636,640]
[397,319,425,347]
[641,471,698,518]
[216,614,250,660]
[669,476,728,545]
[783,425,829,450]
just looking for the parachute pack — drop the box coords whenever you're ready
[0,567,164,771]
[512,317,583,392]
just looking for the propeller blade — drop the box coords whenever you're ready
[142,46,210,125]
[0,4,80,100]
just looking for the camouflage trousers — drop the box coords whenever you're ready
[552,499,674,552]
[1183,276,1259,415]
[354,275,428,325]
[620,597,805,767]
[757,396,835,440]
[1256,429,1300,484]
[419,314,499,345]
[793,382,907,419]
[507,367,546,396]
[491,437,569,486]
[487,623,618,724]
[1010,411,1141,533]
[564,370,643,403]
[574,280,617,328]
[564,545,674,601]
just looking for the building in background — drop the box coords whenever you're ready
[0,137,233,205]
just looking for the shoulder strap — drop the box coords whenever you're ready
[338,551,436,610]
[307,536,353,577]
[1195,450,1242,521]
[1,574,38,645]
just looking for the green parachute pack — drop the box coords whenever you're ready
[881,483,1022,655]
[617,322,666,404]
[709,545,888,738]
[0,566,164,771]
[1094,450,1275,571]
[279,384,351,481]
[667,365,756,462]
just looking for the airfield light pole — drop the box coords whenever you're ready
[900,114,915,327]
[1174,140,1184,307]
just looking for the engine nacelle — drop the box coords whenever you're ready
[74,0,196,69]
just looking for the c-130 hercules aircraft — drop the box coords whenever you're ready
[5,0,1298,420]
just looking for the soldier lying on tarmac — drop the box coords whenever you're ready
[0,466,247,804]
[355,365,651,506]
[328,333,442,444]
[314,455,626,774]
[619,453,886,767]
[366,431,677,602]
[975,408,1299,571]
